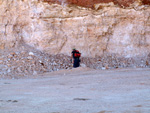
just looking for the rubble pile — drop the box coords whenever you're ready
[0,46,149,79]
[82,53,150,69]
[0,46,72,79]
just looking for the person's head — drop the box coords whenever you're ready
[73,48,76,51]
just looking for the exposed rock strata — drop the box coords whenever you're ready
[0,0,150,57]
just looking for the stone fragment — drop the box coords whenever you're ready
[29,52,34,56]
[27,56,33,60]
[80,63,86,67]
[101,67,106,70]
[7,69,11,73]
[10,52,16,56]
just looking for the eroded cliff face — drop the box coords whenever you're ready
[0,0,150,58]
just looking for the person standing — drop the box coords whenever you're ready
[71,48,81,68]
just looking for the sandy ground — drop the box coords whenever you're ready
[0,67,150,113]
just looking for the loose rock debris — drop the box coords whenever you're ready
[0,46,150,79]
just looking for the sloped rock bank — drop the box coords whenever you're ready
[0,45,72,78]
[0,45,150,78]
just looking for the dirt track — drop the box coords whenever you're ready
[0,67,150,113]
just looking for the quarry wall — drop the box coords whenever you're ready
[0,0,150,58]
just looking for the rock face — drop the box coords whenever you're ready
[0,0,150,78]
[0,0,150,58]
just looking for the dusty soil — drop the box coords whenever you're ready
[0,67,150,113]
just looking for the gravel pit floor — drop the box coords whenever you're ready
[0,67,150,113]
